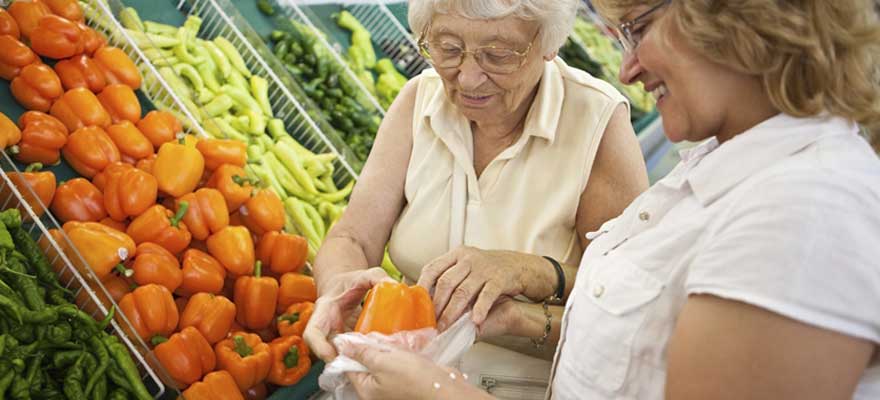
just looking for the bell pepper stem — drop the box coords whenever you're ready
[283,346,299,369]
[24,163,43,173]
[171,202,189,228]
[278,312,300,324]
[150,336,168,346]
[114,264,133,278]
[254,261,262,278]
[232,335,253,357]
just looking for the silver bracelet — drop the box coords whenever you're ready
[530,301,552,350]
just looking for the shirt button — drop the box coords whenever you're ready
[592,284,605,298]
[639,211,650,221]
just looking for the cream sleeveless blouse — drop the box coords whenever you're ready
[388,58,628,282]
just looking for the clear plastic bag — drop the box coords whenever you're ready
[318,313,477,399]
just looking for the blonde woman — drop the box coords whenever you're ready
[333,0,880,399]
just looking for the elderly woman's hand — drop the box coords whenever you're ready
[303,267,392,361]
[343,342,492,400]
[417,246,552,331]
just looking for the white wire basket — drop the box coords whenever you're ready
[173,0,362,182]
[0,151,173,398]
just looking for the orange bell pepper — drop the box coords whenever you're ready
[180,292,236,344]
[239,190,284,236]
[105,121,153,164]
[135,153,157,174]
[233,261,278,330]
[93,46,141,89]
[354,281,437,335]
[276,273,316,314]
[62,126,120,178]
[267,335,310,386]
[53,53,106,93]
[206,164,254,211]
[276,301,313,338]
[125,242,182,292]
[50,87,112,132]
[118,283,178,341]
[214,332,272,391]
[0,34,37,80]
[0,10,20,39]
[178,249,226,297]
[207,226,255,277]
[176,188,229,241]
[41,0,83,22]
[127,204,192,255]
[103,162,157,221]
[196,139,247,171]
[0,112,22,150]
[97,83,141,124]
[6,163,55,218]
[153,326,216,388]
[7,0,50,38]
[153,137,204,198]
[78,23,105,56]
[14,111,67,165]
[90,161,127,191]
[243,383,267,400]
[101,272,132,302]
[51,178,105,222]
[62,220,136,280]
[99,216,126,232]
[29,14,83,59]
[136,110,180,149]
[181,370,244,400]
[11,63,63,112]
[258,231,307,276]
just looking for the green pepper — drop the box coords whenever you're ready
[56,305,98,340]
[0,278,23,307]
[173,63,205,93]
[273,139,318,194]
[46,321,71,345]
[63,353,87,400]
[85,336,110,397]
[318,180,354,204]
[10,226,66,292]
[52,350,83,369]
[204,41,232,79]
[215,36,251,78]
[256,0,275,15]
[0,369,14,398]
[118,7,144,32]
[108,389,128,400]
[0,294,23,324]
[144,21,179,37]
[102,335,152,400]
[250,75,273,117]
[11,353,43,399]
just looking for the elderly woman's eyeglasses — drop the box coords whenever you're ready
[615,0,671,53]
[417,28,539,75]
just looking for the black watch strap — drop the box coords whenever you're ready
[542,256,565,303]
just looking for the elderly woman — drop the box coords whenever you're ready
[304,0,648,389]
[332,0,880,399]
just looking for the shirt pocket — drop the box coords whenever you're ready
[570,254,664,393]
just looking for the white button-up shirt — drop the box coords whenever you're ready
[549,114,880,399]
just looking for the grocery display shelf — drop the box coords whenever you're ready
[123,0,365,181]
[0,150,174,398]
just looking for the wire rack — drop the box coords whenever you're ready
[275,0,386,115]
[0,152,173,398]
[174,0,362,183]
[343,1,430,78]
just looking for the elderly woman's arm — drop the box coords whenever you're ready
[304,77,420,361]
[419,104,648,340]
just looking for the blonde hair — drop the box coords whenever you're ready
[592,0,880,150]
[408,0,579,54]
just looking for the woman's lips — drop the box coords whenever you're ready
[459,93,494,107]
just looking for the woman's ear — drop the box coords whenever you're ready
[543,50,559,61]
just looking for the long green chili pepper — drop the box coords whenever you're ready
[47,289,69,306]
[52,350,83,369]
[85,336,110,396]
[107,389,128,400]
[0,369,14,397]
[97,306,116,331]
[0,278,23,307]
[105,364,133,393]
[0,294,22,324]
[7,323,33,343]
[56,305,98,339]
[102,335,153,400]
[0,209,21,230]
[4,256,45,311]
[92,374,108,400]
[10,226,66,292]
[46,321,71,345]
[62,353,87,400]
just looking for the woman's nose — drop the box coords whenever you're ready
[457,56,488,90]
[618,51,642,85]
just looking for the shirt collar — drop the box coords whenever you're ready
[421,58,565,145]
[686,113,858,206]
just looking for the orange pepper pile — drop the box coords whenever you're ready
[0,1,318,395]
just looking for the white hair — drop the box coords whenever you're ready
[408,0,580,53]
